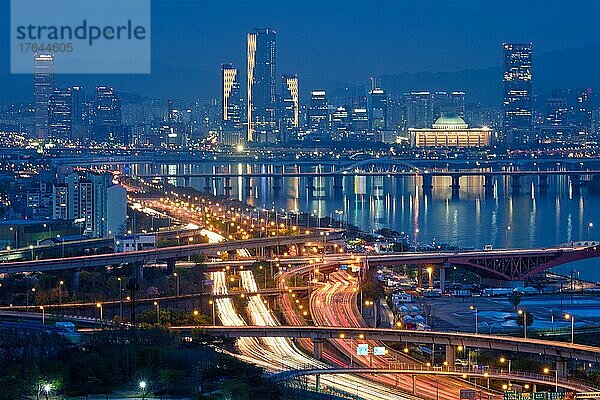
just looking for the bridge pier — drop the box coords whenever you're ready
[315,374,321,392]
[313,338,324,360]
[71,269,80,293]
[511,175,522,195]
[417,266,423,289]
[422,174,433,193]
[203,176,212,193]
[166,259,176,274]
[440,263,447,293]
[272,176,282,194]
[450,174,461,198]
[243,176,252,197]
[224,176,232,197]
[445,345,455,366]
[484,174,494,195]
[333,175,343,197]
[538,174,549,190]
[556,358,568,379]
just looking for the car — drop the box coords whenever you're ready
[455,359,469,366]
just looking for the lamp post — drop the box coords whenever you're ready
[543,367,558,392]
[517,309,527,338]
[96,302,103,321]
[505,225,511,249]
[29,245,34,260]
[588,222,594,241]
[117,277,123,320]
[58,280,64,305]
[208,299,215,325]
[173,272,180,297]
[27,287,36,307]
[40,306,45,325]
[154,301,160,324]
[564,313,575,344]
[426,266,434,289]
[500,357,512,374]
[469,305,478,334]
[139,381,147,400]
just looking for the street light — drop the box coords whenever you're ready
[208,300,215,325]
[43,383,51,400]
[543,367,559,392]
[588,222,594,241]
[39,306,45,325]
[96,302,103,321]
[426,266,434,289]
[499,357,512,374]
[517,309,527,338]
[154,301,160,323]
[58,280,64,305]
[139,381,147,400]
[173,272,180,296]
[505,226,511,249]
[564,313,575,344]
[117,277,123,320]
[469,305,478,334]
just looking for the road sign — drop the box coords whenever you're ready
[356,343,369,356]
[373,346,386,355]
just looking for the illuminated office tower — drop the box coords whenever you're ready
[247,28,277,142]
[281,74,299,140]
[33,54,55,139]
[92,86,127,144]
[503,42,533,148]
[307,90,328,131]
[221,63,242,128]
[69,86,86,142]
[367,88,388,130]
[48,88,72,140]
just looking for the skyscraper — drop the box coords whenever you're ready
[247,28,277,142]
[367,88,388,130]
[33,54,55,140]
[48,88,72,140]
[221,63,242,128]
[92,86,126,144]
[307,90,328,131]
[69,86,86,143]
[503,42,533,148]
[281,74,299,141]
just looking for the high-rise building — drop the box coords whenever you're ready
[367,88,388,130]
[307,90,328,131]
[33,54,55,140]
[48,88,72,140]
[247,28,277,142]
[330,106,351,140]
[69,86,86,142]
[281,74,299,140]
[221,63,243,128]
[503,42,533,148]
[92,86,127,144]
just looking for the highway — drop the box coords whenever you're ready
[309,270,495,400]
[0,231,342,274]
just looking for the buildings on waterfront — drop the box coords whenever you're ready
[409,115,492,148]
[503,42,533,148]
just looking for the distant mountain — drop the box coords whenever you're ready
[356,42,600,105]
[1,43,598,105]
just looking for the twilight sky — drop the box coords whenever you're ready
[150,0,600,80]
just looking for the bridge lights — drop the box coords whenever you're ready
[543,367,559,391]
[403,347,409,353]
[139,381,147,399]
[502,384,508,391]
[499,357,512,374]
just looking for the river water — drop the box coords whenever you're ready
[133,162,600,281]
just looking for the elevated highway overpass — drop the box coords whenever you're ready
[176,325,600,364]
[0,231,342,274]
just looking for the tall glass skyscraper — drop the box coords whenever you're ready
[503,42,533,148]
[281,74,299,141]
[221,63,242,128]
[33,54,55,140]
[247,28,277,142]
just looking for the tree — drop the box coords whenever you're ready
[516,311,534,327]
[508,293,522,310]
